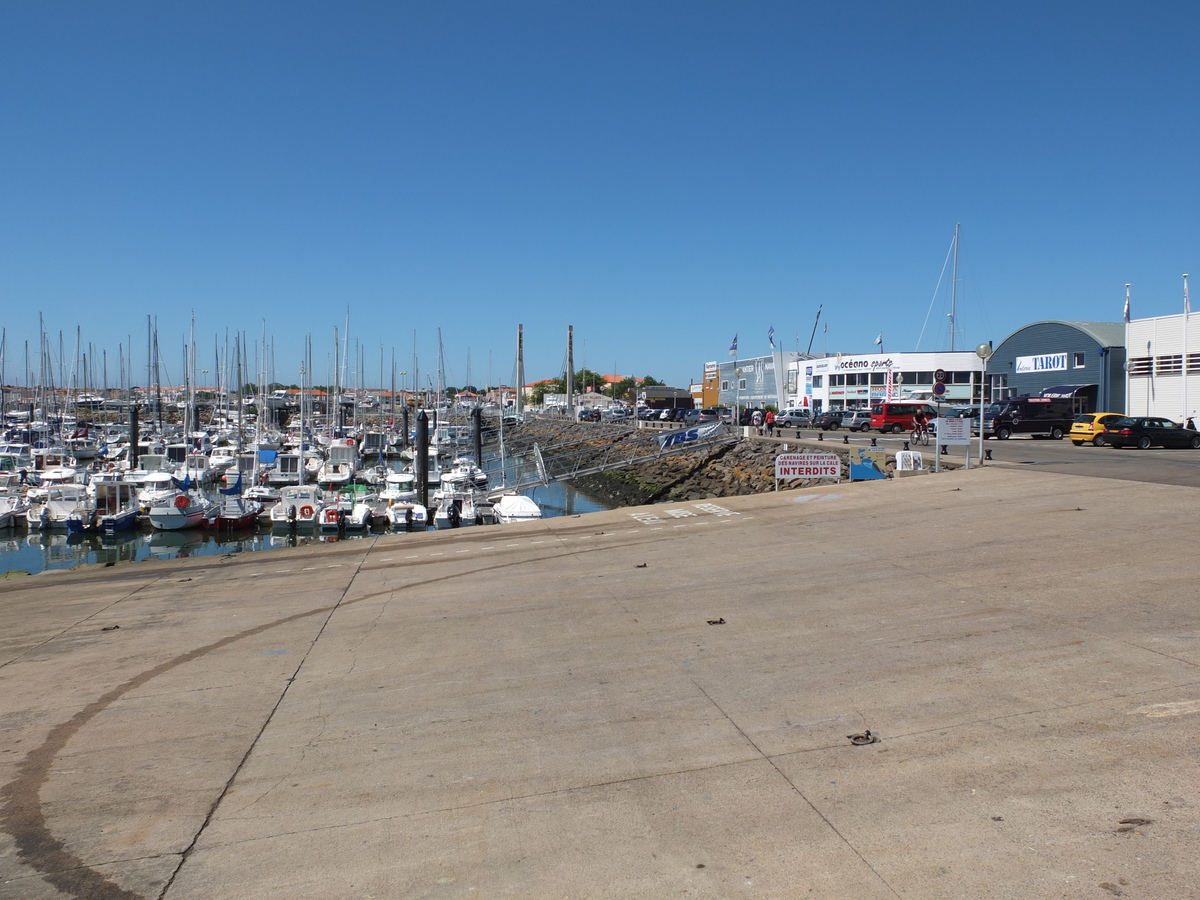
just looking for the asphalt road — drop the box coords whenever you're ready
[776,425,1200,488]
[975,433,1200,487]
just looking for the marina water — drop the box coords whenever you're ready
[0,480,608,577]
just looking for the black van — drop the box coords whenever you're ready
[982,396,1076,440]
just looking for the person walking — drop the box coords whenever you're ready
[752,408,764,435]
[765,409,776,436]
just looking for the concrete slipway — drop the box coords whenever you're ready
[0,467,1197,899]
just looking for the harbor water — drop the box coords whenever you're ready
[0,479,609,577]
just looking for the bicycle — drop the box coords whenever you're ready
[910,426,930,446]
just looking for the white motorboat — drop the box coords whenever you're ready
[0,492,30,528]
[384,500,427,532]
[432,488,479,529]
[269,485,324,530]
[493,493,543,525]
[147,491,218,531]
[67,481,140,534]
[29,485,89,531]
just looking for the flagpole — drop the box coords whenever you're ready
[1124,284,1131,416]
[1184,274,1190,425]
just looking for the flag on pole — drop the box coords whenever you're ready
[874,333,883,345]
[728,334,738,356]
[767,326,775,349]
[1185,274,1191,315]
[1124,284,1131,323]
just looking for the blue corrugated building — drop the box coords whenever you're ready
[986,321,1126,412]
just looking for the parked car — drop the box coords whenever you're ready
[944,405,981,419]
[814,410,846,430]
[870,401,937,434]
[982,396,1074,440]
[679,409,702,425]
[775,408,812,429]
[697,408,721,424]
[607,407,631,421]
[1069,412,1125,446]
[1104,417,1200,450]
[840,409,874,432]
[577,408,602,422]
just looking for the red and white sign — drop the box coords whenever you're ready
[776,452,840,479]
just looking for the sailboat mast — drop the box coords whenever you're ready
[566,325,574,414]
[515,324,525,416]
[950,222,960,352]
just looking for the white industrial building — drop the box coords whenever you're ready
[799,351,986,411]
[1126,312,1200,422]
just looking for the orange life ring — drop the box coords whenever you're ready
[300,505,314,518]
[174,494,189,509]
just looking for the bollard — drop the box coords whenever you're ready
[843,435,849,445]
[940,444,947,455]
[903,441,910,451]
[870,437,877,447]
[817,432,823,441]
[985,448,992,461]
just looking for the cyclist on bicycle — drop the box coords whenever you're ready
[911,410,930,443]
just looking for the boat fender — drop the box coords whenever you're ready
[300,505,314,518]
[174,494,189,509]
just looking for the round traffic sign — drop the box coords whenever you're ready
[934,368,947,383]
[932,382,947,395]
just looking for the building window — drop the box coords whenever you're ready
[738,378,747,390]
[951,371,973,384]
[1127,357,1152,376]
[870,372,885,385]
[1156,355,1183,375]
[1073,352,1086,368]
[721,380,729,391]
[812,375,823,388]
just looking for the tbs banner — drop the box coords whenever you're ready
[656,422,725,450]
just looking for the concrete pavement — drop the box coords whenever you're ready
[2,466,1198,898]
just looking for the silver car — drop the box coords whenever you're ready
[840,409,874,432]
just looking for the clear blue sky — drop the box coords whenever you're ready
[3,1,1199,391]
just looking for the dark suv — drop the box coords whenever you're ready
[814,410,846,430]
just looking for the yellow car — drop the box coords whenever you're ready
[1069,412,1126,446]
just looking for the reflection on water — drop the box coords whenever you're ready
[0,479,608,576]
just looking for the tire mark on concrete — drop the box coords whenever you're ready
[0,541,624,898]
[0,604,335,899]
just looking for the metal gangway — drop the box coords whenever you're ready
[486,419,736,498]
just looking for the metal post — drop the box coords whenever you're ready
[415,410,429,511]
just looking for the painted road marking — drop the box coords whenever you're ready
[666,509,697,518]
[693,503,738,516]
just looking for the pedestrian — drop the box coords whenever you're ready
[765,409,776,436]
[752,408,764,435]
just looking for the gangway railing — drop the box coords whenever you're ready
[487,420,735,498]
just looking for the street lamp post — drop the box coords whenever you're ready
[975,342,993,465]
